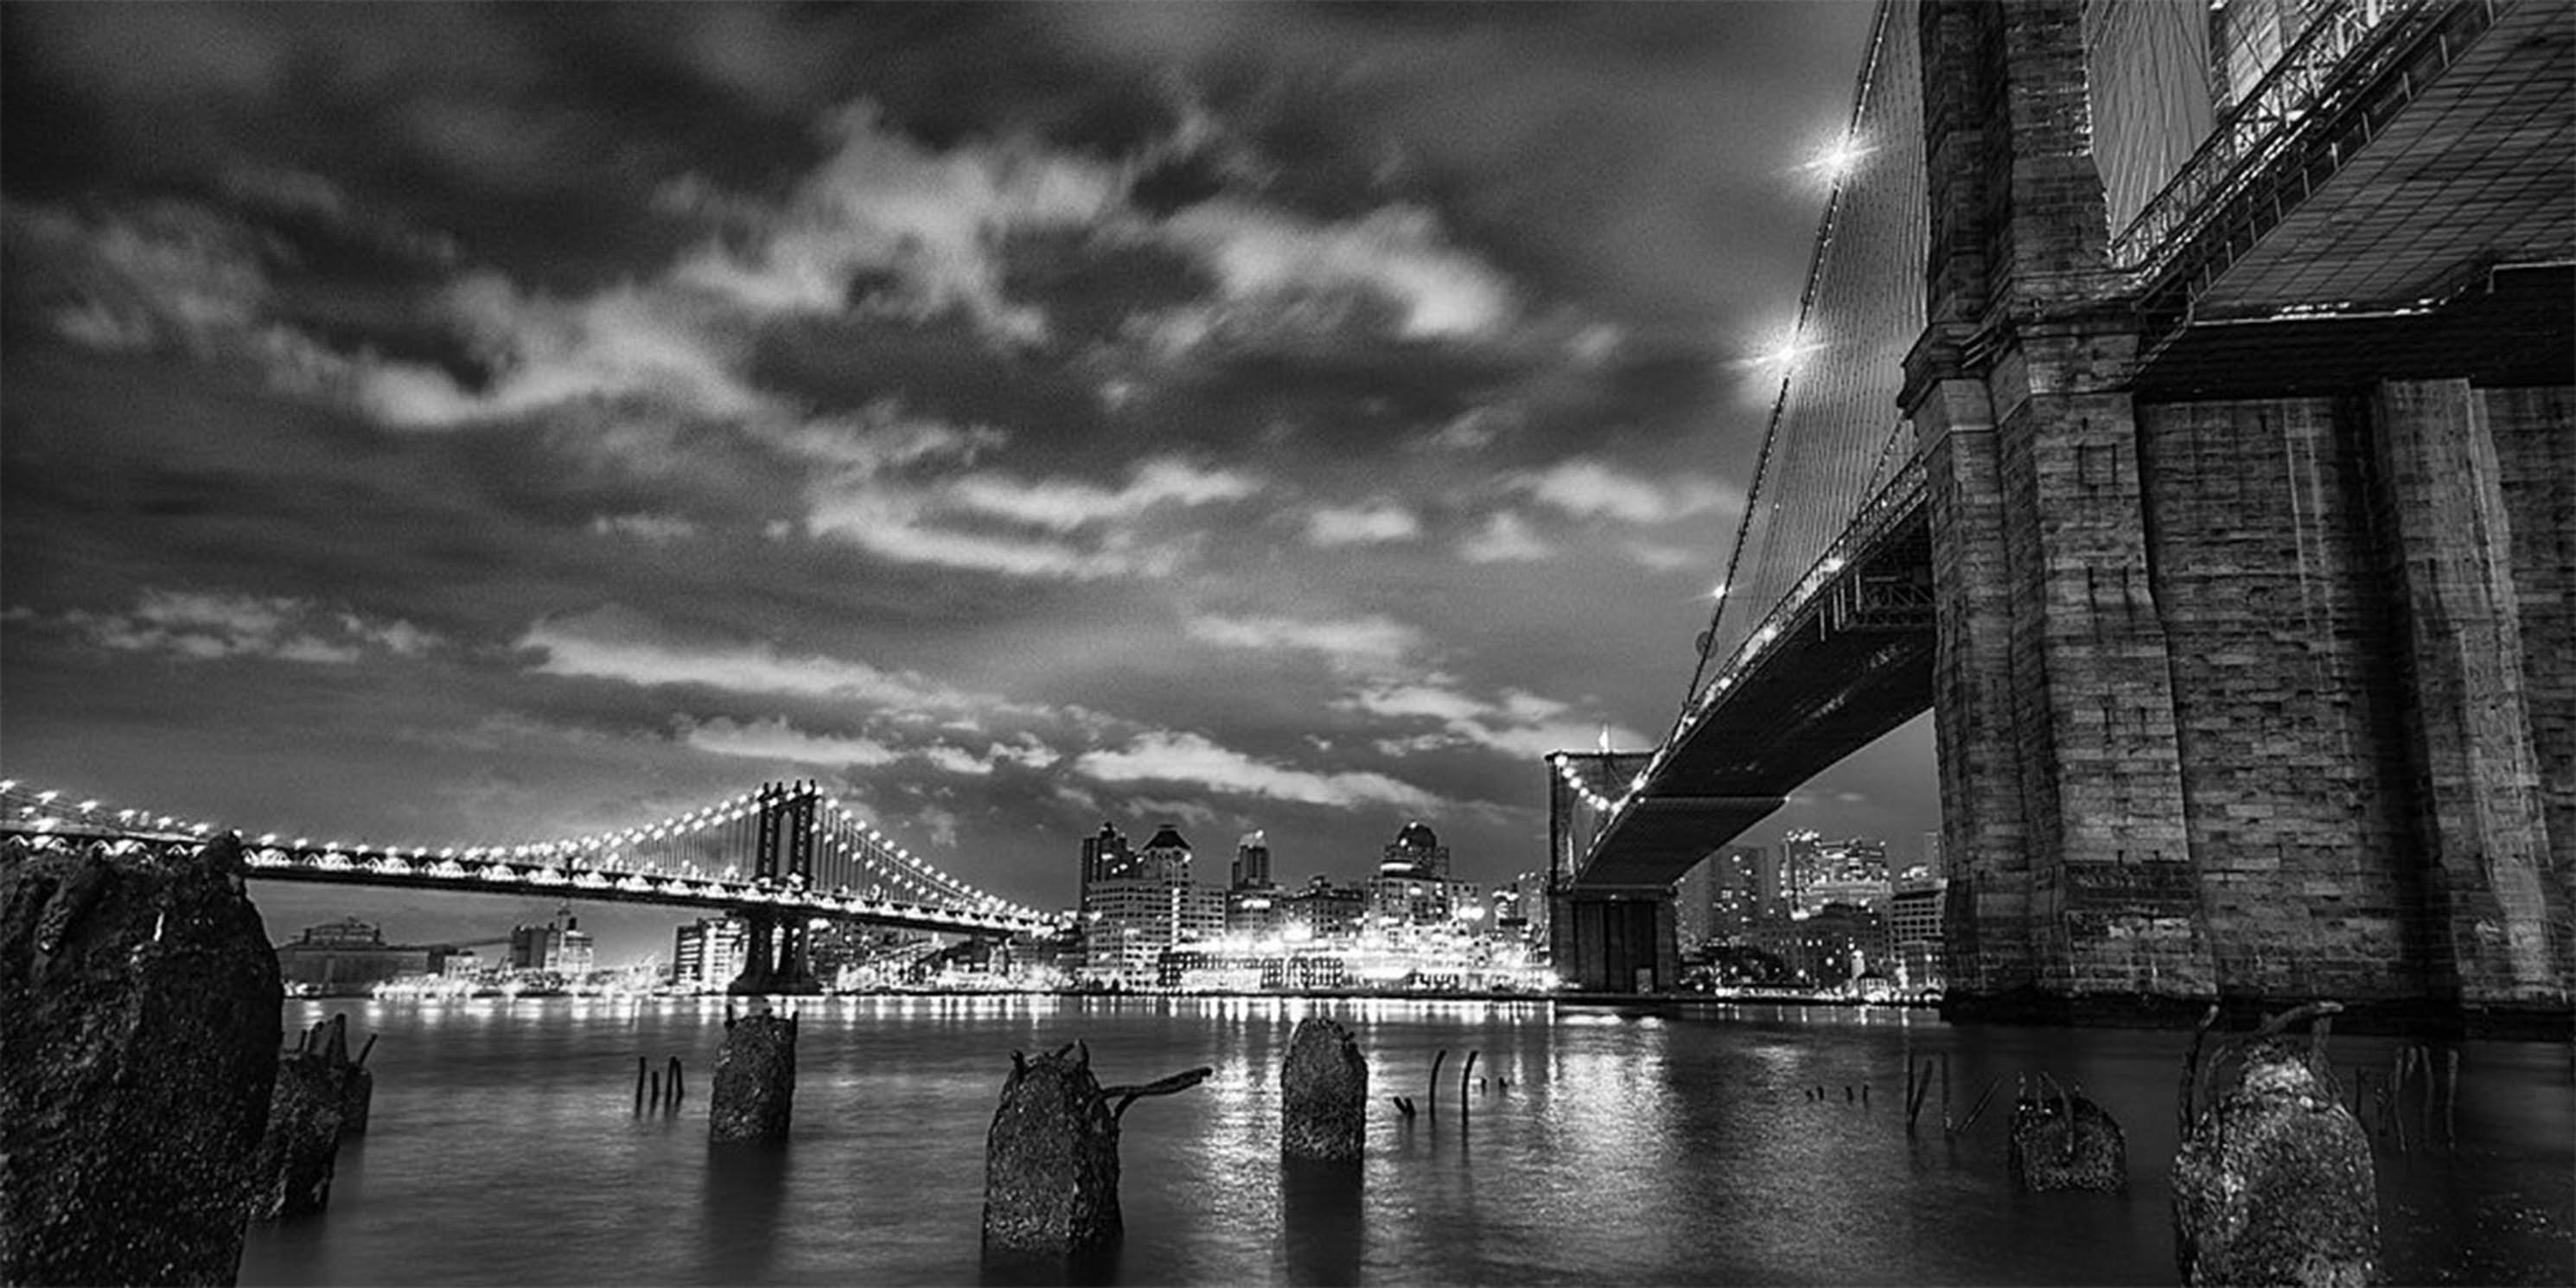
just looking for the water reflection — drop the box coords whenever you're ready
[1278,1160,1363,1286]
[698,1144,787,1284]
[234,998,2572,1287]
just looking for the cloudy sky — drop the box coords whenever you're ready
[1,1,1934,961]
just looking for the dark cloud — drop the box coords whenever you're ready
[3,2,1935,965]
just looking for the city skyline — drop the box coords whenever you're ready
[251,810,1927,968]
[3,3,1937,952]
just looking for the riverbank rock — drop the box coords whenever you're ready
[1,832,283,1285]
[2172,1009,2377,1286]
[709,1010,797,1145]
[1280,1017,1368,1161]
[2007,1081,2127,1191]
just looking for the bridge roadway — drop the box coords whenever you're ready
[1573,481,1935,892]
[0,823,1043,940]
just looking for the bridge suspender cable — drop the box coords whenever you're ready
[1675,0,1903,747]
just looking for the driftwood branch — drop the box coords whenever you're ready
[1103,1066,1212,1119]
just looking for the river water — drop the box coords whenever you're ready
[239,996,2572,1286]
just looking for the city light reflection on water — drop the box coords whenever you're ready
[239,998,2572,1286]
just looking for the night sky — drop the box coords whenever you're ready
[1,1,1935,963]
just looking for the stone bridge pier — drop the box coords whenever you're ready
[1905,0,2571,1033]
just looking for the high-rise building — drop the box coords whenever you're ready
[673,917,748,991]
[1380,820,1450,880]
[1232,830,1272,890]
[1710,845,1768,940]
[1082,822,1219,984]
[1782,830,1824,912]
[1672,858,1717,951]
[1079,821,1135,908]
[1138,823,1194,884]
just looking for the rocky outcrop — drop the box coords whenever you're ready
[1,832,283,1285]
[1280,1017,1368,1161]
[2006,1074,2127,1191]
[981,1043,1209,1269]
[2172,1003,2378,1286]
[709,1009,797,1145]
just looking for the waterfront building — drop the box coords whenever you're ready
[274,918,430,993]
[1745,902,1886,989]
[1278,876,1368,942]
[1890,877,1948,992]
[508,906,593,976]
[672,917,748,991]
[1225,884,1288,939]
[1081,821,1221,985]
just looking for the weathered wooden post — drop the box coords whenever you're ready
[2,832,282,1285]
[2172,1002,2376,1286]
[248,1015,361,1220]
[1280,1017,1367,1162]
[341,1031,379,1137]
[2006,1073,2127,1191]
[981,1043,1209,1270]
[709,1008,797,1145]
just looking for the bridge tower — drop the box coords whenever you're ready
[1547,751,1680,992]
[1903,0,2572,1028]
[730,781,823,995]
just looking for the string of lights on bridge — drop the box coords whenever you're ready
[0,775,1042,928]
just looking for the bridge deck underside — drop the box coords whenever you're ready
[2142,0,2573,394]
[1576,511,1935,890]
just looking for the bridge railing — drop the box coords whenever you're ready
[2109,0,2442,273]
[1683,455,1928,727]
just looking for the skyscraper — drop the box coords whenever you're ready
[1079,821,1134,909]
[1380,820,1449,880]
[1138,824,1194,884]
[1232,830,1272,890]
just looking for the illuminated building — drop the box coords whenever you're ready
[1078,821,1136,907]
[1891,877,1948,991]
[1081,822,1221,985]
[1380,820,1450,880]
[1711,845,1768,940]
[1232,830,1272,889]
[673,917,748,991]
[508,904,594,976]
[273,918,430,993]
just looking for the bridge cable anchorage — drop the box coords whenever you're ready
[1671,0,1926,768]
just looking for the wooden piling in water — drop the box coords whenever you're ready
[1429,1049,1446,1119]
[2444,1049,2459,1148]
[634,1056,647,1114]
[1460,1050,1478,1119]
[667,1056,685,1113]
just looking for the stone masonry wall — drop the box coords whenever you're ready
[2374,380,2566,1008]
[2485,386,2576,993]
[2135,396,2433,1004]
